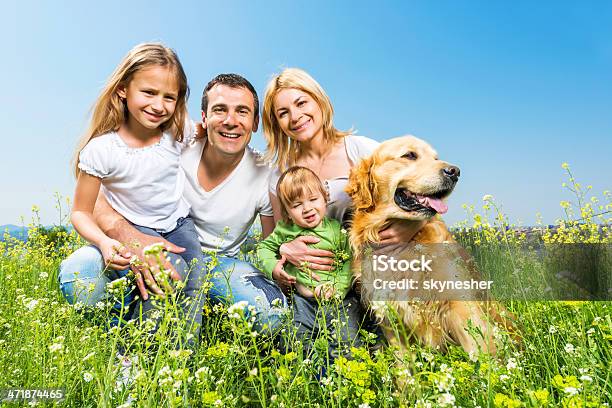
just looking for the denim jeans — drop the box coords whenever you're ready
[291,293,364,361]
[205,255,288,333]
[58,223,288,334]
[59,217,207,340]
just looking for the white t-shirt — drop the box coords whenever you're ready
[181,139,273,257]
[78,130,193,232]
[269,135,379,226]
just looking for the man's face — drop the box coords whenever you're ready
[202,84,258,158]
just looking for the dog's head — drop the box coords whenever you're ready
[347,136,460,221]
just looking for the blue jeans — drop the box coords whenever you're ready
[205,255,288,333]
[58,226,288,333]
[59,217,207,338]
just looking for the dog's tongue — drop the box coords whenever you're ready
[416,195,448,214]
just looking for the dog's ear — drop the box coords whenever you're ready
[346,156,377,211]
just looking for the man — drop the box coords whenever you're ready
[59,74,287,334]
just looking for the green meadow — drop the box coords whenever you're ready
[1,166,610,407]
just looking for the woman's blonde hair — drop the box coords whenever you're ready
[262,68,351,172]
[72,42,189,177]
[276,166,329,223]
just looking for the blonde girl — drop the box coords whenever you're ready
[69,43,205,334]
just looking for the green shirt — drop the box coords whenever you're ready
[256,217,353,298]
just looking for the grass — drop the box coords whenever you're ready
[0,165,610,407]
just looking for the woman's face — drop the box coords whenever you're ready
[273,88,323,143]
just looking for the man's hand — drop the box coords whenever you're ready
[377,220,426,245]
[279,235,333,275]
[124,232,185,300]
[271,255,296,293]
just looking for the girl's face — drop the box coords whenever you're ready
[273,88,323,143]
[286,189,327,229]
[117,65,179,133]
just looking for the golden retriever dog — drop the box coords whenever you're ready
[346,136,513,356]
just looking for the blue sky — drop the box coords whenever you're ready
[1,1,610,227]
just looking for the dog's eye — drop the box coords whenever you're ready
[402,151,418,160]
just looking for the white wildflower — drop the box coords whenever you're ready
[83,352,95,362]
[563,386,579,396]
[195,366,211,381]
[564,343,576,354]
[421,351,434,362]
[83,372,94,382]
[227,300,249,319]
[25,299,39,312]
[506,357,519,370]
[158,365,172,378]
[48,343,63,353]
[437,392,456,406]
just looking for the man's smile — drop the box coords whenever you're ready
[220,132,241,139]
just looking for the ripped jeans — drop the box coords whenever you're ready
[58,246,288,334]
[205,255,289,333]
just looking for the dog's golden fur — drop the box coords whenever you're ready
[347,136,513,355]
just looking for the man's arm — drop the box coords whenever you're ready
[93,190,138,242]
[92,191,184,299]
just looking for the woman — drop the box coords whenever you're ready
[262,68,425,288]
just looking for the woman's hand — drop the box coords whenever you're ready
[377,219,426,245]
[279,235,334,277]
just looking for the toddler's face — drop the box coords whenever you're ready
[286,190,327,229]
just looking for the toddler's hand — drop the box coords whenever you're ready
[272,255,297,293]
[314,283,336,300]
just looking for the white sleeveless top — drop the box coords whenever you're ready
[269,135,379,227]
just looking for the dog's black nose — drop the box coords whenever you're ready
[443,166,460,181]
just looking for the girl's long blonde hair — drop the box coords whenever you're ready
[262,68,351,172]
[72,42,189,177]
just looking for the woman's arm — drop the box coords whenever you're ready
[259,215,275,239]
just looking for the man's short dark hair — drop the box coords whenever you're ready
[201,73,259,119]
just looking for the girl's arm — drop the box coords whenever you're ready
[71,172,129,268]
